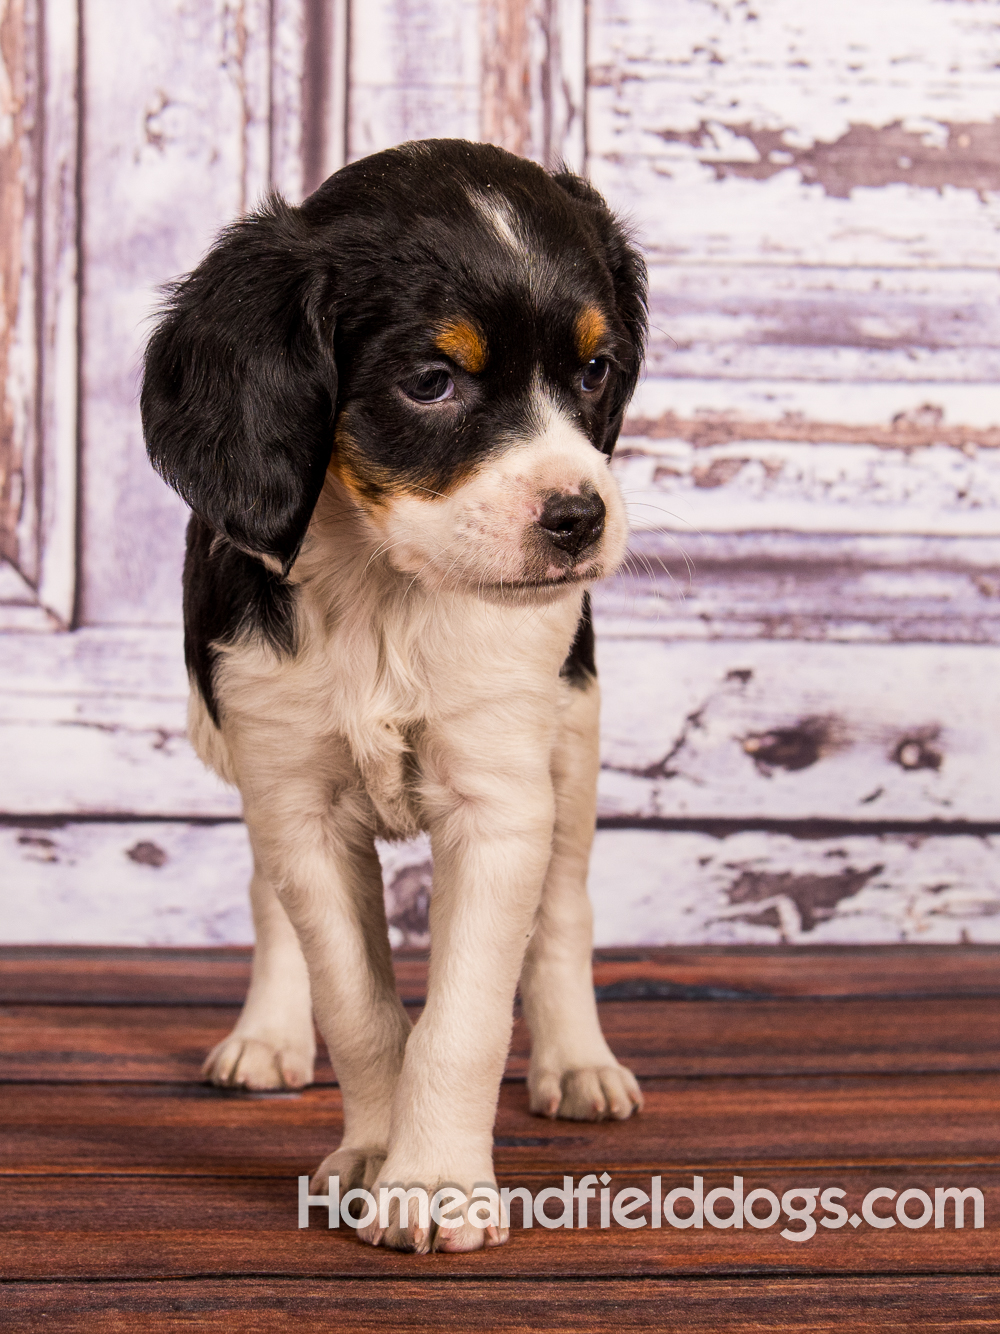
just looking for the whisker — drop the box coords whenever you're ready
[397,535,468,604]
[407,482,449,500]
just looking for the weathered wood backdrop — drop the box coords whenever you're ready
[2,0,999,946]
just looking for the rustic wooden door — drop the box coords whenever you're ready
[2,0,998,946]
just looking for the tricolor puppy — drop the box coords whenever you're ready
[142,139,647,1253]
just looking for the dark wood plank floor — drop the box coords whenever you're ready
[2,945,1000,1331]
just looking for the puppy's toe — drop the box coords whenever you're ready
[599,1064,644,1120]
[528,1070,564,1119]
[360,1208,432,1255]
[311,1146,388,1197]
[558,1067,608,1121]
[435,1216,509,1252]
[203,1035,314,1091]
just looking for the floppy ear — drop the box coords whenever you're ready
[551,171,648,456]
[141,195,336,572]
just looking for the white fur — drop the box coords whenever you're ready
[195,422,640,1253]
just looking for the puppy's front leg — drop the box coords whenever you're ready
[203,863,316,1090]
[232,736,412,1195]
[360,727,556,1254]
[520,676,642,1121]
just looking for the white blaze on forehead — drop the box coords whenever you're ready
[468,190,528,258]
[467,189,555,304]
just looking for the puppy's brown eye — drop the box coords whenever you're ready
[403,369,455,403]
[581,357,610,392]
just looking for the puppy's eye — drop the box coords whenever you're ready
[581,357,610,393]
[403,369,455,403]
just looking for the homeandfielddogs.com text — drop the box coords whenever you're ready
[299,1174,985,1241]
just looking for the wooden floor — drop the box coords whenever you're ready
[3,945,1000,1331]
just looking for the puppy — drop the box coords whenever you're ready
[142,139,647,1253]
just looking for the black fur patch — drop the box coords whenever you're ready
[183,516,298,726]
[142,201,338,571]
[560,592,597,689]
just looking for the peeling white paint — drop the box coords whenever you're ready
[613,438,1000,536]
[4,821,997,948]
[589,829,1000,947]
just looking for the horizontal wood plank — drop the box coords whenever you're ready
[595,534,1000,645]
[629,377,1000,433]
[0,1168,997,1280]
[6,631,1000,826]
[4,1275,999,1333]
[3,1074,1000,1175]
[596,641,1000,823]
[4,944,999,1005]
[6,633,1000,851]
[644,264,1000,384]
[2,948,999,1318]
[3,994,1000,1083]
[589,829,1000,947]
[5,620,1000,879]
[612,437,1000,538]
[6,823,1000,946]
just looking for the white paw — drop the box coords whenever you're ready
[355,1162,509,1254]
[529,1062,643,1121]
[202,1033,315,1091]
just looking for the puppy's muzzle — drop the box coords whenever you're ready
[536,490,606,559]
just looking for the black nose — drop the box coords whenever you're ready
[537,491,606,558]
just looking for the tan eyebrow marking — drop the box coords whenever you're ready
[575,306,608,361]
[436,319,488,374]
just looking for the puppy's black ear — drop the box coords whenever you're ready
[552,172,648,456]
[141,195,336,571]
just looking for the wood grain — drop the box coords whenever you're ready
[644,264,1000,385]
[3,1276,999,1333]
[612,437,1000,539]
[5,822,1000,947]
[0,1165,995,1278]
[2,946,998,1326]
[0,0,27,570]
[4,1073,1000,1175]
[595,640,1000,822]
[348,0,480,160]
[590,0,1000,268]
[78,0,271,627]
[595,534,1000,646]
[5,944,999,1005]
[7,632,1000,827]
[4,994,1000,1083]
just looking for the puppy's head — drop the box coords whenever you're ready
[142,140,646,599]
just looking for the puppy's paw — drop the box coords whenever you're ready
[529,1062,643,1121]
[356,1165,509,1254]
[311,1145,387,1196]
[202,1033,315,1091]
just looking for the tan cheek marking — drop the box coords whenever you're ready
[436,319,488,374]
[328,422,396,511]
[575,306,608,361]
[328,410,483,510]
